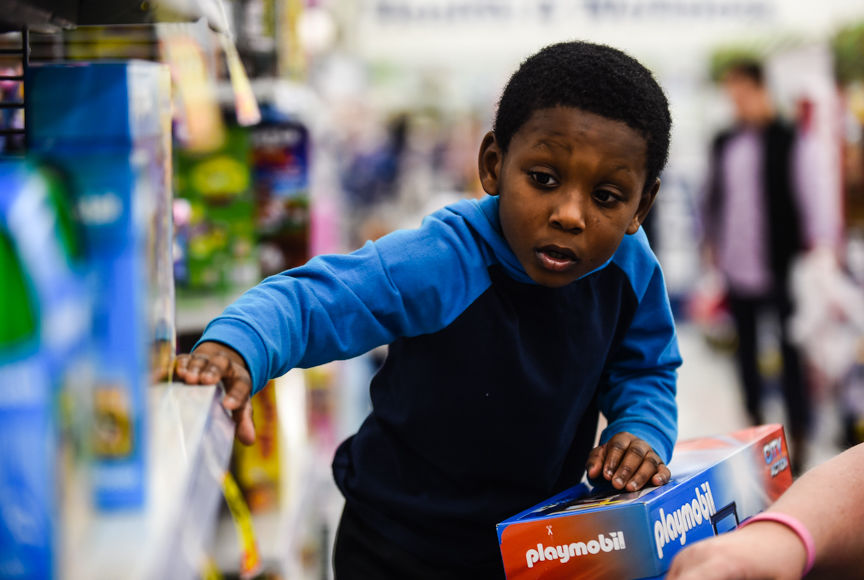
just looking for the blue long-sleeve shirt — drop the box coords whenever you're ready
[199,195,680,567]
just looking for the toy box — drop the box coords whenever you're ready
[497,424,793,579]
[232,379,281,513]
[251,116,310,276]
[27,61,173,510]
[0,161,90,578]
[27,61,165,147]
[173,124,257,293]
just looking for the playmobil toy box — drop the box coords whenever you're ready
[497,424,793,579]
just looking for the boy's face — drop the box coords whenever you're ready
[478,106,658,288]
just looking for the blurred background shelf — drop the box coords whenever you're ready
[176,291,246,335]
[62,383,235,580]
[207,368,345,580]
[0,0,232,33]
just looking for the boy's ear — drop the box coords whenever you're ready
[478,131,503,196]
[627,178,660,235]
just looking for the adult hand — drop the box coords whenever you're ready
[666,521,807,580]
[585,432,670,491]
[175,341,256,445]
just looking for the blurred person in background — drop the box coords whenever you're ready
[341,114,410,224]
[702,60,839,472]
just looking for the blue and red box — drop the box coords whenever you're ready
[497,424,793,579]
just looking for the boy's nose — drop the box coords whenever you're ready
[549,194,587,233]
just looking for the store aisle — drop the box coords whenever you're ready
[676,323,750,440]
[675,322,843,472]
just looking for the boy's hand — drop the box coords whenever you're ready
[174,341,256,446]
[585,432,670,491]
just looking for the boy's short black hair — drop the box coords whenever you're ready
[493,41,672,191]
[723,59,764,86]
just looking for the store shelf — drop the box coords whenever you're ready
[63,382,235,580]
[0,0,75,32]
[209,369,343,579]
[0,0,231,32]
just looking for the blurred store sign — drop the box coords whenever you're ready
[371,0,777,23]
[351,0,864,63]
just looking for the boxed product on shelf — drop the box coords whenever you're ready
[497,424,793,580]
[232,379,282,513]
[0,161,90,578]
[251,116,310,276]
[305,364,338,450]
[173,124,257,293]
[27,60,174,510]
[149,66,177,382]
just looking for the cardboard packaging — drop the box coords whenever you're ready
[173,124,257,293]
[0,161,90,578]
[251,116,310,277]
[232,379,282,513]
[27,61,174,510]
[497,424,793,580]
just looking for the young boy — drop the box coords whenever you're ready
[178,41,679,578]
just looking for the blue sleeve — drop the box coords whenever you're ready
[196,208,493,393]
[598,234,681,463]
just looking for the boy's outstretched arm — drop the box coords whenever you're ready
[591,243,681,491]
[174,341,256,445]
[174,207,492,441]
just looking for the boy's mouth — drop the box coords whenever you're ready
[535,245,579,273]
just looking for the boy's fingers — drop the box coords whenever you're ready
[651,463,671,486]
[199,352,231,384]
[585,445,606,478]
[175,354,191,377]
[175,353,208,383]
[221,361,253,411]
[602,434,631,480]
[611,442,650,489]
[624,454,663,491]
[233,400,256,445]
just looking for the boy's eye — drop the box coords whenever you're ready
[528,171,559,187]
[592,189,621,205]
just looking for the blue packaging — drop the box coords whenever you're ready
[27,61,163,147]
[27,61,172,510]
[497,424,793,579]
[0,161,89,579]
